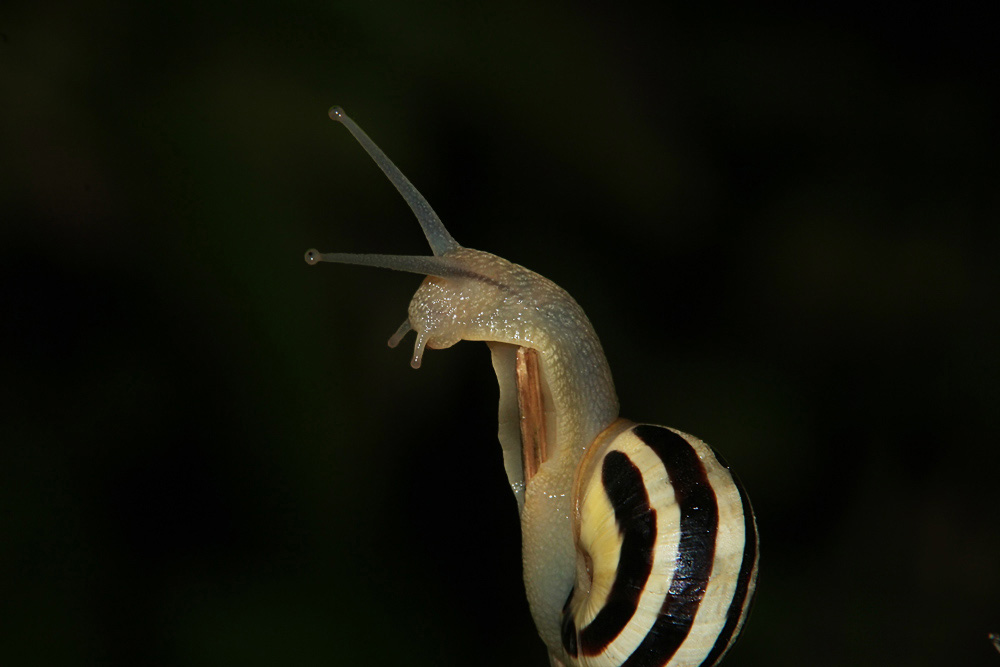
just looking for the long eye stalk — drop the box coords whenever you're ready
[328,106,460,256]
[305,249,447,275]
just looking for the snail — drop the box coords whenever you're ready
[305,107,759,667]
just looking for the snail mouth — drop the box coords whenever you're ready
[516,346,548,484]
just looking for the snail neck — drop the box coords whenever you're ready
[488,328,619,657]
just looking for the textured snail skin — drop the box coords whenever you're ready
[306,108,758,667]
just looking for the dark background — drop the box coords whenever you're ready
[2,1,998,665]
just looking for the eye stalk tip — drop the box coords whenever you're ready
[304,248,322,265]
[328,106,345,122]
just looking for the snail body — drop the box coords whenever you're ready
[306,107,758,667]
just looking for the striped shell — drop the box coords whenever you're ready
[560,422,758,667]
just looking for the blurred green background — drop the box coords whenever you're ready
[2,1,998,665]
